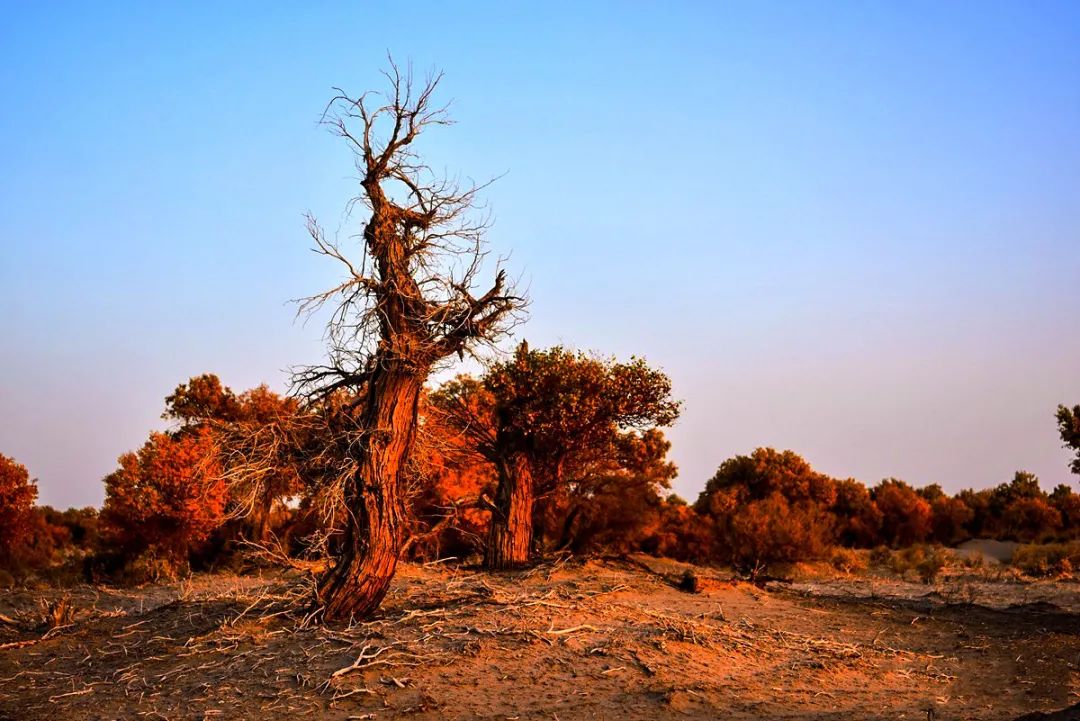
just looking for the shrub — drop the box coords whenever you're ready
[930,496,974,545]
[551,430,678,555]
[916,546,949,584]
[39,506,100,553]
[961,553,985,570]
[1001,497,1062,542]
[869,545,893,568]
[832,478,882,547]
[696,449,838,571]
[1050,484,1080,536]
[101,428,226,567]
[639,497,715,563]
[721,493,836,572]
[888,544,949,583]
[1011,541,1080,577]
[873,479,932,547]
[830,547,868,574]
[123,550,189,584]
[0,453,40,570]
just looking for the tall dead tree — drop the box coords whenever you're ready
[295,62,523,620]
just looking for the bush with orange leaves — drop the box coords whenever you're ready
[695,448,838,573]
[639,495,715,563]
[101,428,226,572]
[403,396,496,561]
[1002,496,1062,542]
[164,374,303,546]
[550,429,678,555]
[833,478,883,547]
[0,453,42,570]
[872,479,932,548]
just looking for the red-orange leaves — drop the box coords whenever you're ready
[0,453,39,566]
[102,428,225,563]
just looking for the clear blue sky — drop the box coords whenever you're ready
[2,2,1078,508]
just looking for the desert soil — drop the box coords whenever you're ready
[1,556,1078,720]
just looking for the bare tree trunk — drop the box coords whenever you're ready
[247,498,272,545]
[557,502,584,551]
[485,454,534,569]
[318,369,422,620]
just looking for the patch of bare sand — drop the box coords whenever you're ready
[1,558,1077,720]
[956,539,1021,564]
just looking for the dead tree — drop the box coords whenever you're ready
[295,62,523,620]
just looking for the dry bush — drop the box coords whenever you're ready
[829,547,868,574]
[1011,541,1080,577]
[961,553,985,571]
[38,596,73,629]
[868,545,893,568]
[916,547,950,584]
[124,551,190,584]
[886,544,950,583]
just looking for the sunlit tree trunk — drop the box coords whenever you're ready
[291,64,520,620]
[486,453,534,569]
[318,369,422,620]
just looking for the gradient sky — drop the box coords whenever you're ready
[2,2,1079,508]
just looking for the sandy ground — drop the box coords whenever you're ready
[1,557,1078,720]
[955,539,1021,564]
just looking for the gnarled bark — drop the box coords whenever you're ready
[296,64,522,620]
[485,453,534,569]
[317,369,422,619]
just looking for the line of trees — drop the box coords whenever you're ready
[3,370,1078,587]
[3,64,1079,623]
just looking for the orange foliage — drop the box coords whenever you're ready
[101,428,226,564]
[81,374,1078,575]
[833,478,883,547]
[1052,484,1080,530]
[696,449,838,569]
[1002,497,1062,542]
[430,346,680,565]
[164,374,304,544]
[0,453,40,568]
[404,396,496,560]
[553,429,678,554]
[872,479,932,548]
[638,496,715,562]
[930,496,975,545]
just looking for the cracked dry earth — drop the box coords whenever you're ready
[1,557,1078,720]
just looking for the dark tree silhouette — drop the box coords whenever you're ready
[1057,404,1080,475]
[295,62,523,619]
